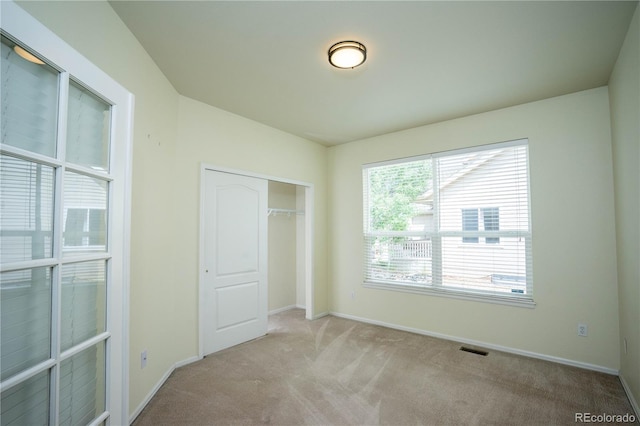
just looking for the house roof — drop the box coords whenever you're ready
[416,150,501,203]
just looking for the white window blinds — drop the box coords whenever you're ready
[363,139,533,304]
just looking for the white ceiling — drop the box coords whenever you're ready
[109,1,637,146]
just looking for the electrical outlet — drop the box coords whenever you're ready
[577,324,588,337]
[141,350,148,369]
[350,291,356,300]
[624,338,628,354]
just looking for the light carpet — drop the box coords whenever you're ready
[132,309,637,425]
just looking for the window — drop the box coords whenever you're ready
[363,139,532,305]
[462,207,500,244]
[482,207,500,244]
[461,208,479,243]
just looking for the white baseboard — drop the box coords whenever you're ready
[312,310,330,320]
[620,375,640,419]
[129,355,202,424]
[268,305,326,320]
[268,305,299,315]
[129,369,172,424]
[175,355,200,369]
[329,311,619,376]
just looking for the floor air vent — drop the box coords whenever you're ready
[460,346,489,356]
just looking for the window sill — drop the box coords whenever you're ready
[363,280,536,309]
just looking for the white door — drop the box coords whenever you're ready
[202,170,268,354]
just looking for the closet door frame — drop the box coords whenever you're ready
[198,163,315,359]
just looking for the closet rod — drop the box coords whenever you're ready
[267,208,305,217]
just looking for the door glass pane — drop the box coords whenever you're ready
[62,171,107,256]
[0,267,51,381]
[66,81,110,171]
[60,261,106,351]
[1,37,59,157]
[0,369,50,426]
[0,155,54,264]
[59,341,106,426]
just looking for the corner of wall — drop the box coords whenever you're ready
[609,1,640,414]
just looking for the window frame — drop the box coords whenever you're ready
[362,139,534,308]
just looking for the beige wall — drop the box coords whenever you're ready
[609,4,640,411]
[328,87,621,370]
[174,95,328,317]
[14,0,329,417]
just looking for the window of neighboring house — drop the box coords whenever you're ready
[462,207,500,244]
[461,208,479,243]
[363,139,533,306]
[482,207,500,244]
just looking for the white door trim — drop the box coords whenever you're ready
[198,163,315,358]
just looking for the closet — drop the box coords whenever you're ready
[267,181,306,313]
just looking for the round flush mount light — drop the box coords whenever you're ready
[328,41,366,69]
[13,45,45,65]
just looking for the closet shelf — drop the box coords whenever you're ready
[267,208,304,217]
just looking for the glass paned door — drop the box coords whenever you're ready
[0,22,128,424]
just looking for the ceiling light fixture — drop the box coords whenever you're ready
[13,45,44,65]
[328,41,366,69]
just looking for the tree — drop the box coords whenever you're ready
[367,160,432,231]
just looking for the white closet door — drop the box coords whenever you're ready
[202,170,268,355]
